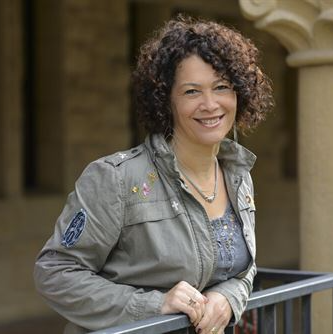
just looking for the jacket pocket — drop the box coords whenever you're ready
[113,198,199,288]
[124,198,185,226]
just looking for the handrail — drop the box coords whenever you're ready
[255,267,329,281]
[90,268,333,334]
[248,273,333,309]
[91,314,190,334]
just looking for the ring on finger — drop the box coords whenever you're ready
[211,326,218,334]
[188,290,199,307]
[188,297,197,306]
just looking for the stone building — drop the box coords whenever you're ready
[0,0,332,333]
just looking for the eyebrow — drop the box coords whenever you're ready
[180,79,228,88]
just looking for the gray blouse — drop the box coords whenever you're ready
[208,201,251,286]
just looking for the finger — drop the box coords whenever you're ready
[187,290,207,326]
[185,297,203,325]
[197,314,226,334]
[198,325,224,334]
[195,305,221,334]
[191,301,205,327]
[210,325,224,334]
[196,297,231,333]
[180,289,205,325]
[183,300,202,324]
[166,294,198,323]
[179,290,203,323]
[191,289,208,304]
[162,282,207,324]
[162,285,198,318]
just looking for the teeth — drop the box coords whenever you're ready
[199,117,221,125]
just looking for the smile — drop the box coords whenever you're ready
[195,115,224,128]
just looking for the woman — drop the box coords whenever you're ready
[34,16,273,334]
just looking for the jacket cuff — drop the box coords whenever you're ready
[127,289,165,321]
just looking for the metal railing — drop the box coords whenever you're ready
[90,268,333,334]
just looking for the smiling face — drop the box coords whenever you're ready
[170,54,237,148]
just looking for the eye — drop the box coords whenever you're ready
[215,84,232,91]
[184,89,199,95]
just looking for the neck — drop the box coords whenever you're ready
[170,133,220,178]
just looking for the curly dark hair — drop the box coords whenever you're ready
[133,15,274,136]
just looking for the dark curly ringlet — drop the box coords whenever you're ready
[133,15,274,136]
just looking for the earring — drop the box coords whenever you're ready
[163,115,173,141]
[233,123,238,142]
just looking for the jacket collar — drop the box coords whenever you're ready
[145,133,256,178]
[217,138,256,174]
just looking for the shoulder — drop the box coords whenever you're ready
[104,144,145,167]
[76,143,149,191]
[81,143,146,177]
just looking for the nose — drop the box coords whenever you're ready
[201,92,219,112]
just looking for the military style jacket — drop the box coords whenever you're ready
[34,134,257,334]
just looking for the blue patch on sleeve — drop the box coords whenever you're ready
[61,209,87,248]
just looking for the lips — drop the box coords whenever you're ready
[195,115,224,127]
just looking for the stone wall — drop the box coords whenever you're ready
[34,0,130,192]
[0,0,130,326]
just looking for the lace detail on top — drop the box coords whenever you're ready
[208,201,251,285]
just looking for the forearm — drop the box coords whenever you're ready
[34,251,164,331]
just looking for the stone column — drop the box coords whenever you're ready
[0,0,23,196]
[61,0,131,191]
[33,0,131,192]
[239,0,333,332]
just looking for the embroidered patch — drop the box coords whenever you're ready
[61,209,87,248]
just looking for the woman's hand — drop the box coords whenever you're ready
[161,281,208,326]
[195,291,233,334]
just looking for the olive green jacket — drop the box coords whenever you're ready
[34,134,257,334]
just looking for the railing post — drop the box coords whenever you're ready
[260,304,277,334]
[284,299,293,334]
[301,294,311,334]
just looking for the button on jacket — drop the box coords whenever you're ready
[34,133,257,334]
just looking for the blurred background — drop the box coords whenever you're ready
[1,0,332,333]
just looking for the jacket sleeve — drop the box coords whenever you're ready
[203,261,257,323]
[34,159,164,331]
